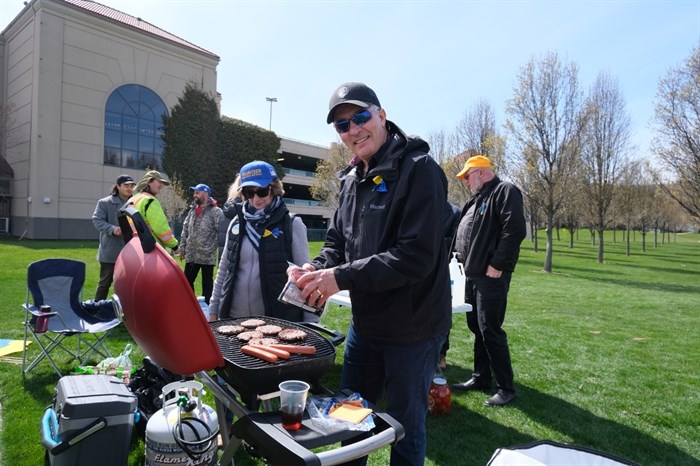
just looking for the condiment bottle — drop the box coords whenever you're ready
[428,377,451,416]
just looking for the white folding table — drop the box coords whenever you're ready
[326,290,472,314]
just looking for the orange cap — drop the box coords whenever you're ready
[456,155,493,179]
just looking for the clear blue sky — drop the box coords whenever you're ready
[2,0,699,157]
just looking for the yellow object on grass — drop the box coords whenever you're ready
[0,339,30,358]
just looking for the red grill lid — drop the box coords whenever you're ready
[113,235,224,375]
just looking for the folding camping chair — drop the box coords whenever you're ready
[22,258,121,380]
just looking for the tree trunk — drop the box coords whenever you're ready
[597,229,605,263]
[532,221,539,252]
[626,225,631,256]
[544,219,553,273]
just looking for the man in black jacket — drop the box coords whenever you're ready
[450,155,527,407]
[293,82,451,466]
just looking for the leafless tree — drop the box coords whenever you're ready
[442,150,473,208]
[426,128,451,164]
[635,162,657,253]
[451,99,505,163]
[510,145,544,252]
[581,71,632,263]
[438,100,509,208]
[652,186,690,246]
[559,173,586,248]
[651,45,700,221]
[428,129,471,206]
[310,141,353,211]
[158,173,189,230]
[505,52,587,272]
[616,165,640,256]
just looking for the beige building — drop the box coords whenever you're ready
[0,0,331,240]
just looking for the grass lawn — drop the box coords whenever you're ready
[0,231,698,465]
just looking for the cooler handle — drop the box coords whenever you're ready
[41,407,107,456]
[40,408,59,451]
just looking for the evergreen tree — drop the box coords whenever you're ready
[162,80,220,199]
[215,117,281,201]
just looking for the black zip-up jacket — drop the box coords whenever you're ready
[312,121,451,344]
[457,176,527,276]
[218,202,302,321]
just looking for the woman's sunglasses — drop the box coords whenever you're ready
[242,186,271,198]
[334,109,373,134]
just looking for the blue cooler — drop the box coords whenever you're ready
[41,374,137,466]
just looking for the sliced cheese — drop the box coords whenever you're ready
[328,404,373,424]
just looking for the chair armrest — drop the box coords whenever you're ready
[23,304,58,317]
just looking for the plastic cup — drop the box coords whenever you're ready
[279,380,310,430]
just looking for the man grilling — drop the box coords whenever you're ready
[292,82,451,466]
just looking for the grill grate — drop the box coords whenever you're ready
[210,316,337,405]
[211,317,334,369]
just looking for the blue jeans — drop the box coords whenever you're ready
[340,323,446,466]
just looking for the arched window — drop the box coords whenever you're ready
[104,84,168,170]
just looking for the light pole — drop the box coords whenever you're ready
[265,97,277,130]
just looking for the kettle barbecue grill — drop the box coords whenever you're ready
[112,206,404,465]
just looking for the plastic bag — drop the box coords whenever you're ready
[307,392,375,433]
[96,343,133,372]
[128,357,187,438]
[76,344,134,383]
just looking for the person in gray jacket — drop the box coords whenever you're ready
[178,183,224,304]
[92,174,136,300]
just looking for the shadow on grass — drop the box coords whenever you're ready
[548,264,700,295]
[426,402,533,465]
[21,370,63,403]
[428,383,697,466]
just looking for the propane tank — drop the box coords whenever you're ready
[145,380,219,466]
[449,253,467,308]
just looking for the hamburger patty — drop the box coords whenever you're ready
[256,324,282,335]
[248,337,279,346]
[237,331,264,341]
[216,325,244,335]
[240,318,266,328]
[277,328,307,342]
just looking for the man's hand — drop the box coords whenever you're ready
[485,265,502,278]
[296,267,340,308]
[286,262,317,284]
[286,263,307,284]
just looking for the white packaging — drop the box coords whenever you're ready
[449,253,467,307]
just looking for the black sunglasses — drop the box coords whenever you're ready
[242,186,271,198]
[334,109,373,134]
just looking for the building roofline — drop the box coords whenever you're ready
[2,0,220,61]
